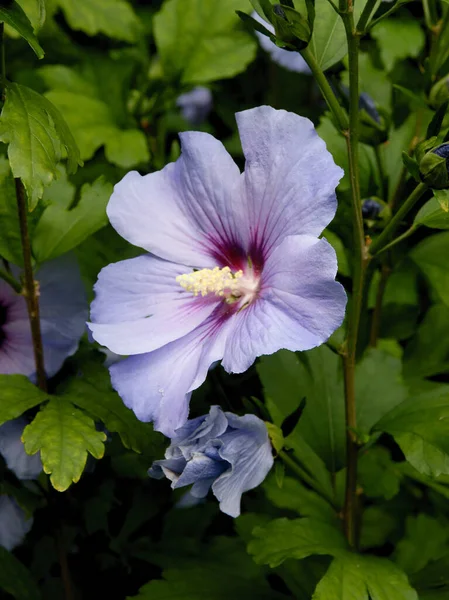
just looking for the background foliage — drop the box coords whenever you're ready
[1,0,449,598]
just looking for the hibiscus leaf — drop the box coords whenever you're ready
[0,82,81,210]
[312,552,418,600]
[371,17,426,72]
[22,398,106,491]
[61,359,165,457]
[306,0,346,71]
[0,375,47,427]
[0,1,44,59]
[55,0,140,42]
[374,384,449,477]
[411,232,449,308]
[0,156,23,265]
[414,195,449,229]
[32,176,113,262]
[0,546,41,600]
[154,0,257,84]
[248,517,347,567]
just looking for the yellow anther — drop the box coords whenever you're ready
[176,266,243,297]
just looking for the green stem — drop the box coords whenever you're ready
[371,226,417,257]
[279,451,337,508]
[300,46,349,132]
[341,8,365,550]
[369,1,414,30]
[15,179,47,392]
[369,262,390,347]
[0,267,22,293]
[369,183,428,256]
[356,0,379,32]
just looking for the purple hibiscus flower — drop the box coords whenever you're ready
[89,105,346,436]
[0,256,88,378]
[251,11,311,74]
[149,406,273,517]
[176,86,213,126]
[0,418,42,550]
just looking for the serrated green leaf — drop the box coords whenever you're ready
[130,565,283,600]
[44,90,148,167]
[360,506,396,550]
[248,517,347,567]
[0,375,47,426]
[0,546,41,600]
[62,360,165,456]
[0,82,81,210]
[358,447,402,500]
[375,385,449,477]
[411,232,449,308]
[22,398,106,491]
[32,176,112,261]
[404,305,449,379]
[56,0,140,42]
[394,514,449,575]
[0,1,44,58]
[372,18,425,72]
[312,553,418,600]
[154,0,257,84]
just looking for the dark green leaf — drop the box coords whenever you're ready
[414,195,449,229]
[427,101,449,139]
[0,546,41,600]
[358,447,402,500]
[0,156,23,265]
[0,82,81,210]
[32,176,113,261]
[402,152,421,182]
[372,18,425,72]
[0,375,47,426]
[404,306,449,379]
[0,0,43,58]
[411,232,449,308]
[248,517,347,567]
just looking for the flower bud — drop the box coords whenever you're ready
[429,75,449,108]
[361,197,391,229]
[418,141,449,189]
[358,93,388,145]
[271,4,311,49]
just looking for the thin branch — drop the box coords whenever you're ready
[15,179,47,392]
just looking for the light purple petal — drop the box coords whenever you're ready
[222,235,346,373]
[0,319,35,376]
[107,132,244,267]
[176,86,213,125]
[89,255,218,355]
[0,418,42,480]
[109,318,230,436]
[172,404,229,455]
[252,11,310,74]
[237,106,343,255]
[175,453,227,488]
[212,413,273,517]
[0,496,33,550]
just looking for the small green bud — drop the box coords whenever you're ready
[429,75,449,108]
[418,142,449,189]
[271,4,311,49]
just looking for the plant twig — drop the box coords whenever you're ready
[341,6,366,550]
[15,179,47,392]
[369,183,428,256]
[300,46,349,132]
[356,0,379,33]
[0,268,22,293]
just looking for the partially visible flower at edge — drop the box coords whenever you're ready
[0,417,42,550]
[89,105,347,437]
[176,87,213,126]
[251,11,310,74]
[149,406,273,517]
[0,255,88,378]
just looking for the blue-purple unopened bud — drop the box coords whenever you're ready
[362,198,382,219]
[433,143,449,162]
[359,92,381,124]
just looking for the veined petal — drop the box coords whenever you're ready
[212,413,273,517]
[109,317,230,436]
[107,132,244,267]
[222,235,346,373]
[0,418,42,480]
[89,255,218,355]
[0,320,35,376]
[237,106,343,255]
